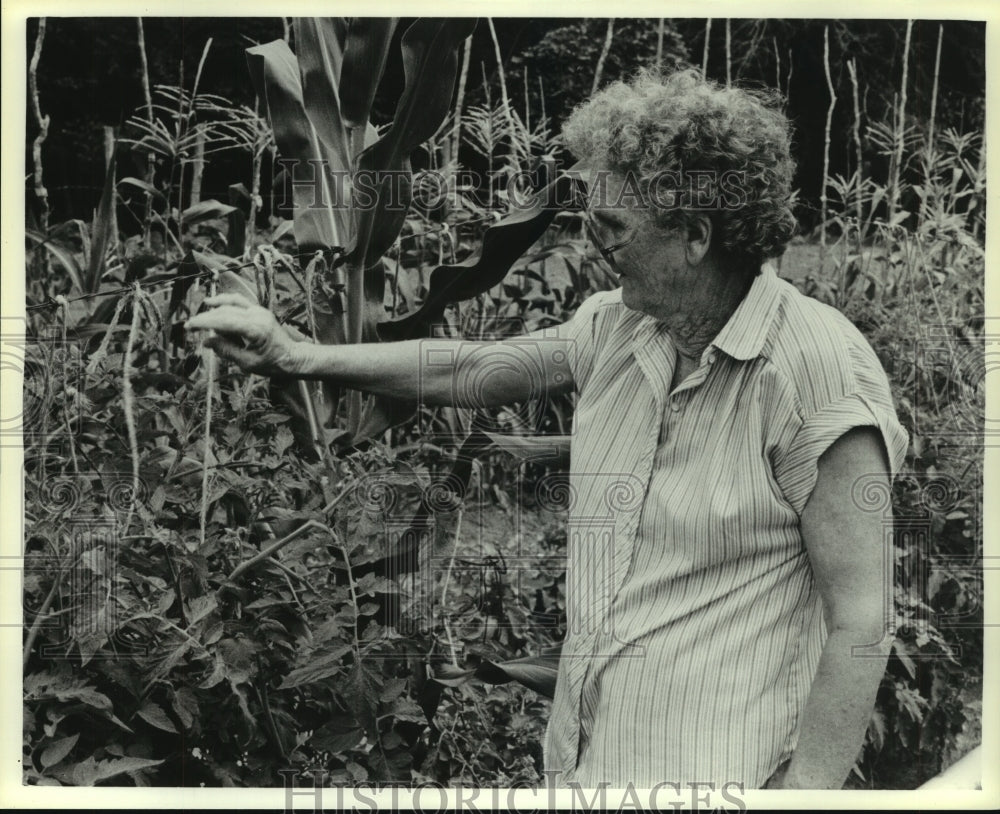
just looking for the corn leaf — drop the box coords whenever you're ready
[246,39,349,252]
[181,199,236,226]
[377,171,582,342]
[432,646,562,699]
[118,176,166,204]
[339,18,399,129]
[345,18,478,273]
[348,393,418,446]
[292,18,351,172]
[483,432,571,465]
[27,229,85,294]
[86,150,118,293]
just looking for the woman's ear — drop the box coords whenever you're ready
[685,214,713,265]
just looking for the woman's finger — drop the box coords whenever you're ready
[202,293,255,309]
[283,323,310,343]
[186,306,266,334]
[204,335,260,369]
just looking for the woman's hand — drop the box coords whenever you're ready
[762,758,792,789]
[184,293,310,377]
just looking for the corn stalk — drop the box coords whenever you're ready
[189,129,206,207]
[847,58,864,253]
[888,19,913,227]
[702,18,711,77]
[591,19,615,96]
[451,35,473,162]
[820,26,835,278]
[29,18,50,236]
[100,128,120,271]
[918,23,945,233]
[725,19,732,86]
[786,47,793,101]
[928,23,943,150]
[773,36,781,91]
[487,18,518,169]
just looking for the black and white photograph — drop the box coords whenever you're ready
[3,3,994,808]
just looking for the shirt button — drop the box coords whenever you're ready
[670,400,681,412]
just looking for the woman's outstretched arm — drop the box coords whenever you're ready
[184,292,577,408]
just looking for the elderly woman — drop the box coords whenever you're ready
[187,69,907,790]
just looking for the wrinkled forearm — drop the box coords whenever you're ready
[290,338,532,408]
[292,338,437,401]
[776,623,889,789]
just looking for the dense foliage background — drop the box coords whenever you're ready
[22,17,984,789]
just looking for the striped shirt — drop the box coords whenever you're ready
[543,263,908,788]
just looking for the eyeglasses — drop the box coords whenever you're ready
[585,216,638,266]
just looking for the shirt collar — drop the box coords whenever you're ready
[707,261,782,361]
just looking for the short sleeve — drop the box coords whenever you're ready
[560,289,618,394]
[773,391,909,516]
